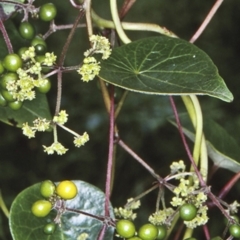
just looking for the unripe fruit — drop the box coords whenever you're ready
[56,180,78,200]
[31,200,52,217]
[116,219,136,238]
[40,180,56,198]
[3,54,22,72]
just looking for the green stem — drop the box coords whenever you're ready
[85,0,93,37]
[181,95,208,182]
[183,228,193,240]
[91,9,178,38]
[109,0,131,44]
[0,190,9,218]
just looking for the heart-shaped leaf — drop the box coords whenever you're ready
[9,180,115,240]
[169,114,240,172]
[99,36,233,102]
[0,92,51,127]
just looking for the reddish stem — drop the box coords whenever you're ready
[218,171,240,200]
[169,96,206,187]
[104,85,115,217]
[118,139,161,180]
[203,224,211,240]
[0,18,13,53]
[189,0,224,43]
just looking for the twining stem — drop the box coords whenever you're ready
[0,19,13,53]
[218,171,240,200]
[118,139,161,180]
[189,0,225,43]
[43,22,86,39]
[0,190,9,218]
[119,0,136,19]
[84,0,93,37]
[110,0,131,44]
[91,10,177,38]
[104,85,115,217]
[115,91,128,119]
[55,10,85,115]
[55,70,63,115]
[58,11,85,67]
[65,207,115,226]
[182,228,193,240]
[181,95,208,182]
[169,96,205,187]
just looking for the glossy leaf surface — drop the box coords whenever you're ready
[170,114,240,172]
[0,92,51,127]
[99,36,233,102]
[9,180,114,240]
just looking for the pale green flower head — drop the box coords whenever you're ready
[43,142,68,155]
[53,110,69,125]
[74,132,89,147]
[22,123,36,139]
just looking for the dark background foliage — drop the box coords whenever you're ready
[0,0,239,239]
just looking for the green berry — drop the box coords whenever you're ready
[0,72,18,89]
[229,224,240,238]
[128,237,142,240]
[34,44,47,55]
[39,3,57,22]
[0,92,7,106]
[18,47,28,57]
[37,78,51,93]
[43,223,56,235]
[40,180,56,198]
[31,200,52,217]
[116,219,136,238]
[156,225,167,239]
[3,54,22,72]
[0,61,5,74]
[1,89,15,102]
[179,203,197,221]
[19,22,35,40]
[31,35,47,49]
[138,223,158,240]
[8,101,23,110]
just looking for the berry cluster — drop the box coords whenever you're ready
[0,3,57,110]
[31,180,78,235]
[116,219,167,240]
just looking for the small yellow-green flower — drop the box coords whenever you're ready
[149,208,175,226]
[22,123,36,138]
[43,52,57,66]
[77,57,101,82]
[33,118,50,131]
[53,110,69,125]
[43,142,68,155]
[74,132,89,147]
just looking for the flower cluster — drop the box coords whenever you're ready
[149,208,175,226]
[73,132,89,147]
[77,35,111,82]
[22,118,50,139]
[43,142,68,155]
[6,47,56,102]
[77,57,101,82]
[114,198,141,221]
[84,35,112,60]
[53,110,68,125]
[169,161,208,228]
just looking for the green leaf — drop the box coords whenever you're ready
[0,0,25,20]
[9,180,115,240]
[0,92,51,127]
[169,114,240,173]
[99,36,233,102]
